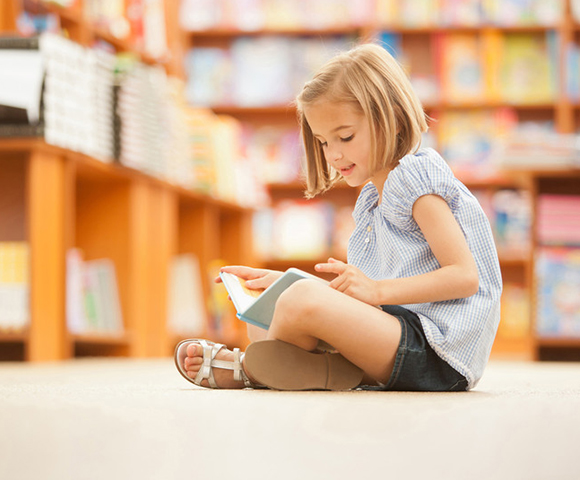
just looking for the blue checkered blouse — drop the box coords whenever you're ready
[348,148,502,389]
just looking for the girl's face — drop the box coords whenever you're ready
[304,99,388,192]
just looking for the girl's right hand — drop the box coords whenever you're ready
[215,265,283,291]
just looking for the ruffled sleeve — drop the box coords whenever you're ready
[381,148,461,232]
[353,182,380,225]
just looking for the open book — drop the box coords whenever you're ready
[219,268,328,330]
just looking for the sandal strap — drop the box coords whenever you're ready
[193,340,253,388]
[194,340,225,388]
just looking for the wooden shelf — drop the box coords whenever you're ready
[187,26,363,38]
[71,333,131,346]
[0,331,28,343]
[537,337,580,348]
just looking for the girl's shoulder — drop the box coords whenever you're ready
[380,148,462,228]
[391,148,450,181]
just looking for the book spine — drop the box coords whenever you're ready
[0,123,44,138]
[0,36,40,49]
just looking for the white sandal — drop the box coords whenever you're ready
[174,339,253,388]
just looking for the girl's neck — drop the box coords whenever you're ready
[371,169,391,204]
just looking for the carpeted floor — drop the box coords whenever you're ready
[1,358,579,480]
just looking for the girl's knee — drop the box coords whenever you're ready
[275,279,322,318]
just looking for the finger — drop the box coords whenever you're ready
[220,265,268,280]
[327,257,342,263]
[329,273,348,292]
[315,261,346,274]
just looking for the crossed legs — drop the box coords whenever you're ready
[182,279,402,388]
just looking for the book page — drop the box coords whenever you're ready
[220,272,263,314]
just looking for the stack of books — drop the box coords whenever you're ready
[537,195,580,246]
[0,36,44,137]
[116,58,169,176]
[66,249,124,336]
[0,243,29,333]
[42,33,116,160]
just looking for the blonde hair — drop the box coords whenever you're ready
[296,43,428,198]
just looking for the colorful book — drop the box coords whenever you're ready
[220,268,328,330]
[536,247,580,337]
[0,243,29,332]
[439,33,484,104]
[537,195,580,246]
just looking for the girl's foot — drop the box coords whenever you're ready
[182,342,248,389]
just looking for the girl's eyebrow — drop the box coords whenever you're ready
[313,125,353,137]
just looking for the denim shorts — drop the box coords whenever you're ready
[363,305,468,392]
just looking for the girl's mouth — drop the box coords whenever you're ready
[340,164,355,176]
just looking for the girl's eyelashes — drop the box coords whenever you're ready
[318,134,353,147]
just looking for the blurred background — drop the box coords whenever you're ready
[0,0,579,364]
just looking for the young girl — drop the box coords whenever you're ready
[174,43,502,392]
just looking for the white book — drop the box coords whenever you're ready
[168,254,206,335]
[219,268,328,330]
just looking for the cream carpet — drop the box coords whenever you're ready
[1,358,579,480]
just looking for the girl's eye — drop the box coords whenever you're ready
[319,140,328,147]
[341,135,354,142]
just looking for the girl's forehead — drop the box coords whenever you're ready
[304,101,363,131]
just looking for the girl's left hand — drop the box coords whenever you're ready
[315,258,378,305]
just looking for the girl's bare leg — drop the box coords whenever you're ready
[183,279,401,388]
[266,279,402,385]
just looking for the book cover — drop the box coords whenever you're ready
[439,33,484,104]
[536,247,580,337]
[219,268,328,330]
[0,242,29,332]
[167,254,207,336]
[498,33,556,104]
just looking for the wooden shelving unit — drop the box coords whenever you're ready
[0,137,253,361]
[2,0,580,362]
[180,1,580,361]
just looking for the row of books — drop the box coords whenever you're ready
[536,247,580,338]
[0,243,29,333]
[537,195,580,247]
[472,188,532,256]
[180,0,374,31]
[380,0,565,28]
[185,31,559,109]
[185,36,354,108]
[0,246,233,339]
[0,34,267,207]
[21,0,168,60]
[382,30,558,107]
[495,122,580,170]
[252,200,355,262]
[179,0,566,31]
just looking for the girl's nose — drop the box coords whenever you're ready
[325,145,343,163]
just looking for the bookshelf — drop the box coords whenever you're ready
[0,1,253,361]
[179,0,580,361]
[2,0,580,362]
